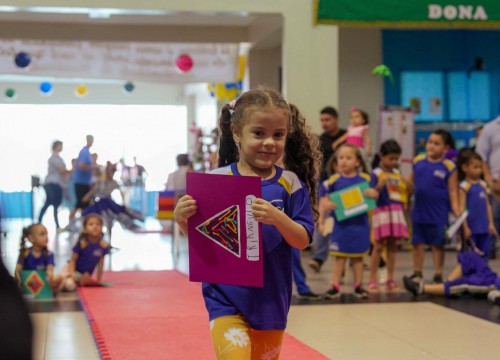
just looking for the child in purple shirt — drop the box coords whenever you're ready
[63,214,110,290]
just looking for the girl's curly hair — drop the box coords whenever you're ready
[217,88,322,221]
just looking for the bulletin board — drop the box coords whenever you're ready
[378,106,415,175]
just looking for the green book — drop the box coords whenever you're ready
[19,270,54,299]
[329,181,376,221]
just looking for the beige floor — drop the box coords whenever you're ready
[288,302,500,360]
[31,312,99,360]
[4,218,500,360]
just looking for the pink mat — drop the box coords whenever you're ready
[78,271,328,359]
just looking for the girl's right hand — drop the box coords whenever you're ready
[323,198,337,211]
[174,195,197,223]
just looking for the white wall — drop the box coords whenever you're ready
[6,0,340,134]
[339,28,383,149]
[249,46,281,91]
[0,80,185,105]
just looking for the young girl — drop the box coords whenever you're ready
[333,108,372,157]
[63,214,110,289]
[368,140,412,292]
[410,129,460,284]
[322,144,379,299]
[15,224,63,291]
[458,150,497,258]
[174,89,320,359]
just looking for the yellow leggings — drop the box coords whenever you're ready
[210,315,285,360]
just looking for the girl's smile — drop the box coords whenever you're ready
[232,109,288,179]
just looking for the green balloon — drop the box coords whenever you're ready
[5,88,15,98]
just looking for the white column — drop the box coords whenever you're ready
[282,3,339,134]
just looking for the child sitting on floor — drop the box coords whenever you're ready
[62,214,110,290]
[403,250,500,305]
[15,224,63,292]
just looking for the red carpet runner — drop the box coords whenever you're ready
[78,271,328,359]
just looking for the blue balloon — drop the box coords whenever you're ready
[15,52,31,68]
[123,82,135,93]
[40,82,53,94]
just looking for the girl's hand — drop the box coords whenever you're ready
[401,175,411,185]
[174,195,197,223]
[378,174,388,188]
[490,224,498,237]
[251,198,282,225]
[323,198,337,211]
[364,188,379,199]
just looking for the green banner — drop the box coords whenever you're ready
[315,0,500,27]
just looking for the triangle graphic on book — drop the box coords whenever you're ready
[196,205,240,258]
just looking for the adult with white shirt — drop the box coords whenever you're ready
[38,140,68,229]
[476,115,500,258]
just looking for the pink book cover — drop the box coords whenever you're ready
[186,172,263,287]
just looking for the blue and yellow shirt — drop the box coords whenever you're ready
[412,155,455,225]
[72,237,110,274]
[202,163,314,330]
[460,180,490,235]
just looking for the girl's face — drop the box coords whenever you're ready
[232,109,288,176]
[84,217,103,240]
[337,147,360,175]
[380,153,400,170]
[426,134,448,160]
[462,158,483,180]
[54,143,63,153]
[350,111,364,127]
[29,225,48,249]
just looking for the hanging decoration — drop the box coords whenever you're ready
[123,81,135,93]
[39,82,53,95]
[14,52,31,69]
[175,54,194,73]
[208,55,246,101]
[5,88,17,101]
[372,64,394,84]
[75,84,88,98]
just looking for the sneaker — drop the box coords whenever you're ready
[432,274,444,284]
[488,290,500,306]
[403,275,423,297]
[308,259,322,273]
[354,286,369,299]
[297,291,322,301]
[367,279,379,292]
[385,279,401,292]
[324,287,341,299]
[409,272,423,282]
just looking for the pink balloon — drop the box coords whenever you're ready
[176,54,193,73]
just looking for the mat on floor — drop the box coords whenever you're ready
[78,271,328,359]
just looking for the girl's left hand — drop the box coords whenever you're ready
[251,198,282,225]
[364,188,378,199]
[490,224,498,237]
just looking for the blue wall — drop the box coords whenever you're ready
[0,192,33,219]
[383,29,500,118]
[0,191,159,219]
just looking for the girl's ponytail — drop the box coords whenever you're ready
[217,104,239,167]
[19,226,31,260]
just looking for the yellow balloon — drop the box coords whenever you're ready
[75,84,88,97]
